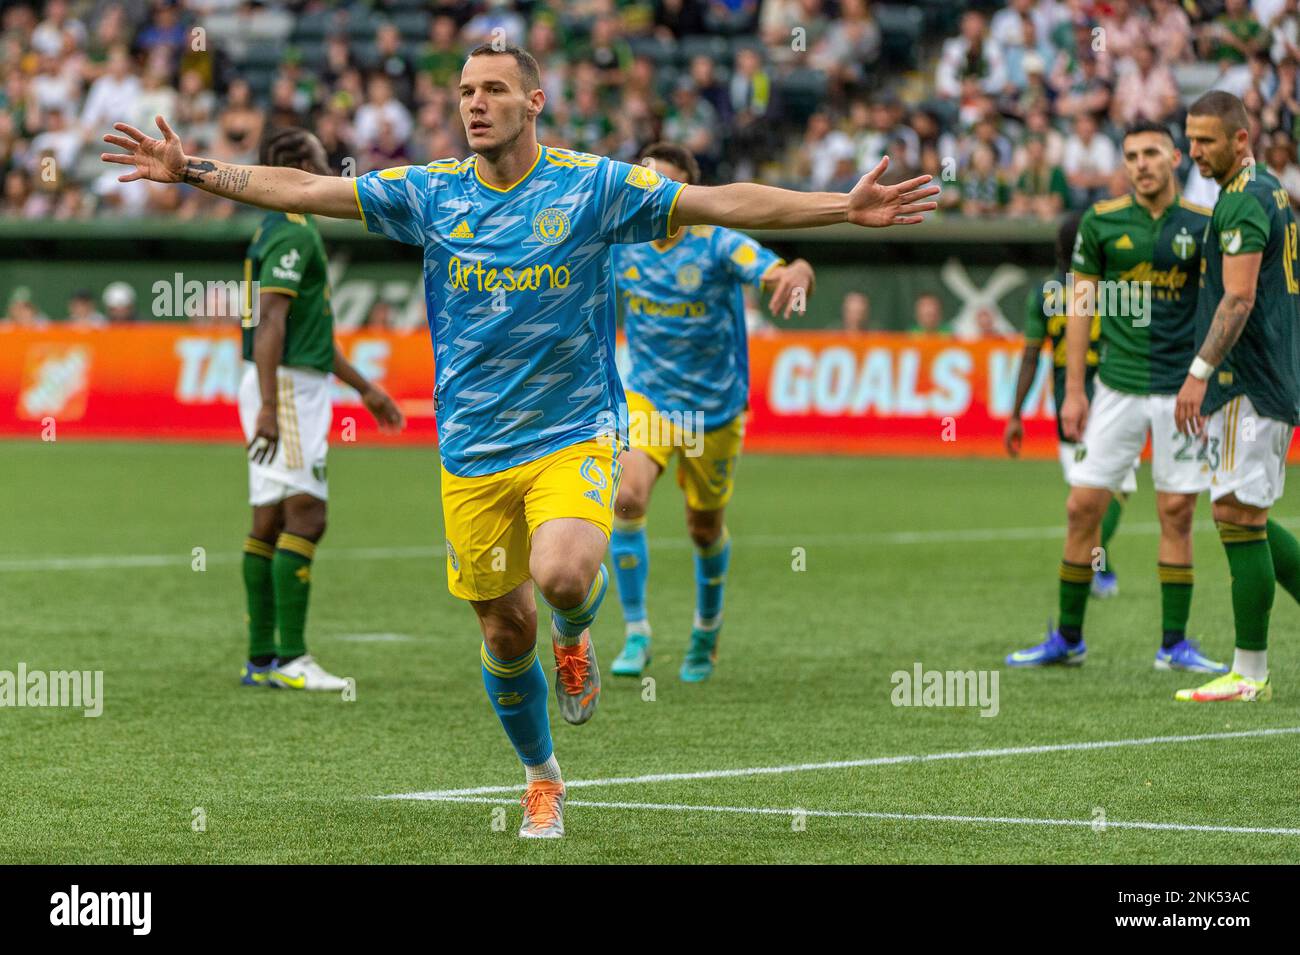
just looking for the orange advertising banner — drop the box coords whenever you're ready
[4,325,1284,461]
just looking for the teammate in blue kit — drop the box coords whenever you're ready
[608,141,815,682]
[102,44,938,838]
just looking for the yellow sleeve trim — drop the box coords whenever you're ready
[1178,197,1213,216]
[351,177,368,228]
[665,181,687,236]
[258,286,299,298]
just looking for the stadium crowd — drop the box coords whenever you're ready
[4,0,1300,329]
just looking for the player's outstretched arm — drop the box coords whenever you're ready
[101,115,361,220]
[671,157,938,231]
[333,345,406,434]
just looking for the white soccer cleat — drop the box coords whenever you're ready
[270,654,349,691]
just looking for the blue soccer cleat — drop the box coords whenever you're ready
[1005,624,1086,667]
[679,628,719,682]
[240,660,274,687]
[1090,570,1119,599]
[611,630,652,677]
[1155,639,1229,674]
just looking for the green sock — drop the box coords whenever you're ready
[1266,519,1300,603]
[272,532,317,659]
[1157,562,1193,648]
[243,537,277,660]
[1218,523,1273,652]
[1099,496,1124,574]
[1058,560,1093,642]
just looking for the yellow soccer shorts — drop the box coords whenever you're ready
[440,439,620,602]
[625,389,745,512]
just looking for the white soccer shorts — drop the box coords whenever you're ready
[238,361,330,505]
[1205,394,1295,508]
[1059,441,1137,494]
[1071,379,1210,495]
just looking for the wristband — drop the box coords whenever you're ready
[1189,357,1214,381]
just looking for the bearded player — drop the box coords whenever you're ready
[102,45,938,837]
[1004,212,1135,600]
[238,127,404,691]
[1174,91,1300,703]
[607,142,814,682]
[1006,121,1226,673]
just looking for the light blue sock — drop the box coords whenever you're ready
[480,644,553,766]
[543,564,609,642]
[694,527,730,628]
[610,516,649,624]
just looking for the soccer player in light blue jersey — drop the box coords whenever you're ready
[101,44,938,838]
[608,141,815,682]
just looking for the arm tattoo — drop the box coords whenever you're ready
[182,159,216,185]
[1198,293,1253,367]
[183,159,252,194]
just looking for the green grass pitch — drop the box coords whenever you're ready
[2,440,1298,863]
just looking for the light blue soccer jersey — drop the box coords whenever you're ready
[353,145,685,476]
[613,225,781,429]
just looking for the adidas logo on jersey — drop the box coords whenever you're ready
[1115,234,1134,250]
[449,220,475,239]
[584,489,604,505]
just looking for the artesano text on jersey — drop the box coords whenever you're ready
[354,146,685,477]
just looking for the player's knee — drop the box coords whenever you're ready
[686,513,723,549]
[614,485,647,521]
[1158,496,1196,537]
[1065,491,1106,530]
[534,565,592,611]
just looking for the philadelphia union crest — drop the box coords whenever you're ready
[532,207,571,245]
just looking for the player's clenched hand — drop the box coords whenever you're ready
[362,385,406,434]
[767,259,815,320]
[1175,374,1207,437]
[1003,416,1024,457]
[846,157,940,227]
[1059,391,1088,443]
[101,115,188,184]
[249,406,278,465]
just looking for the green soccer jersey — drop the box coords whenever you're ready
[1197,164,1300,425]
[241,212,334,374]
[1022,271,1101,441]
[1071,193,1211,396]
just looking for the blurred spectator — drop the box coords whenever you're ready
[421,17,462,91]
[954,305,1015,341]
[1199,0,1267,66]
[354,74,412,151]
[1270,0,1300,62]
[103,281,137,322]
[1148,0,1193,63]
[795,111,854,192]
[463,0,527,48]
[371,21,415,105]
[215,77,262,165]
[936,11,1006,99]
[1009,134,1068,220]
[663,79,720,179]
[81,46,140,136]
[66,288,106,328]
[5,286,49,327]
[959,143,1006,216]
[840,291,870,333]
[1112,42,1179,126]
[911,293,949,335]
[1062,112,1117,208]
[813,0,880,95]
[1264,133,1300,210]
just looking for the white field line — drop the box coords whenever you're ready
[382,726,1300,800]
[412,794,1300,837]
[6,517,1287,572]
